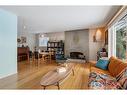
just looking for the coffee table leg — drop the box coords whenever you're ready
[43,86,46,90]
[57,82,60,90]
[72,69,74,76]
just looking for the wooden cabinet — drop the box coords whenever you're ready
[18,47,29,62]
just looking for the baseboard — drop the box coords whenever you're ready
[0,71,17,79]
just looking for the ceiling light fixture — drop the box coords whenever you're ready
[40,34,44,37]
[23,26,26,29]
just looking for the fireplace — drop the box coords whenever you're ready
[70,52,86,60]
[66,52,86,63]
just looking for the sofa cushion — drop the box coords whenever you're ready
[115,62,127,77]
[116,67,127,89]
[91,66,111,75]
[96,59,109,70]
[88,72,107,89]
[88,72,121,89]
[105,79,122,89]
[108,56,127,77]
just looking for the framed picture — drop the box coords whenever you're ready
[17,38,21,43]
[21,36,26,43]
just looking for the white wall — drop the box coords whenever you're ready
[45,32,65,41]
[17,31,36,52]
[0,9,17,79]
[89,29,105,61]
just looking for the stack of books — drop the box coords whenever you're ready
[56,67,66,73]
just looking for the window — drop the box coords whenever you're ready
[115,14,127,60]
[39,37,49,47]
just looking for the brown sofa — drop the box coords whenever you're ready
[88,56,127,89]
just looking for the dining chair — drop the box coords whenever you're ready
[34,51,41,65]
[29,51,34,62]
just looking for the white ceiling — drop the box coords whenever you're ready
[0,6,121,33]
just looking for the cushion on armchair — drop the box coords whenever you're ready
[55,54,67,64]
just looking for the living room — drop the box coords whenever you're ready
[0,4,127,92]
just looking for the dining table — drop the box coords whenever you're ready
[39,51,53,62]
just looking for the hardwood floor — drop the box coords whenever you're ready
[0,60,90,89]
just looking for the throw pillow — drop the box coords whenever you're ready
[96,59,109,70]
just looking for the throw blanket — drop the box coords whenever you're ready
[88,72,121,89]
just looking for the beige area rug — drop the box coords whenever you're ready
[66,59,86,63]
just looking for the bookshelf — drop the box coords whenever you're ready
[47,40,64,60]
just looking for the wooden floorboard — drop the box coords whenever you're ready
[0,60,90,89]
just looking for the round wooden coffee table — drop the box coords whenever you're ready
[40,63,75,89]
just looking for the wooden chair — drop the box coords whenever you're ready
[41,51,51,63]
[29,51,34,62]
[34,51,41,65]
[44,55,51,62]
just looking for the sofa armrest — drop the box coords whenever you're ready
[89,61,97,67]
[89,61,97,72]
